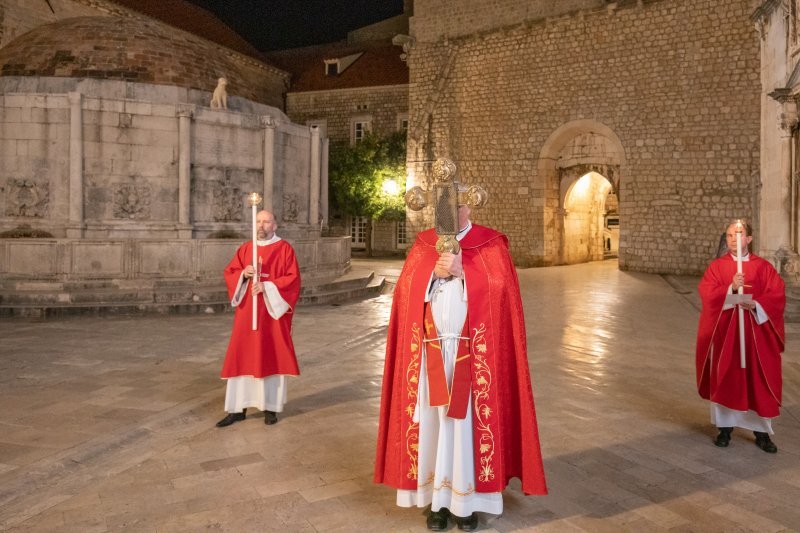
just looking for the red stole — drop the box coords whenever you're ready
[374,225,547,495]
[423,302,472,419]
[696,254,785,417]
[220,240,301,379]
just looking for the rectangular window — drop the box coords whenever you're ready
[350,216,368,246]
[397,113,409,132]
[354,122,367,143]
[350,115,372,145]
[396,218,408,246]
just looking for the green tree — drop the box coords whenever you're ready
[328,131,406,256]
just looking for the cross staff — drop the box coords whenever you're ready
[404,158,488,253]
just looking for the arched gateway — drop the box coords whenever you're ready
[537,120,626,266]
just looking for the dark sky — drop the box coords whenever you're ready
[185,0,405,51]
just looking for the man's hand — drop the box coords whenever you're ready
[251,281,264,296]
[434,251,463,279]
[243,265,255,279]
[732,272,745,291]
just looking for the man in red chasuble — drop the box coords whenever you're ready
[696,220,785,453]
[375,204,547,531]
[216,210,301,428]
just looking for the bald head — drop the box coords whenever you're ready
[256,210,277,240]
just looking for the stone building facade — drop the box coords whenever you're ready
[269,40,410,253]
[405,0,761,273]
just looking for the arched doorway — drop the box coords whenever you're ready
[537,120,626,266]
[561,170,617,263]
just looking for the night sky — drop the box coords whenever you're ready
[185,0,405,51]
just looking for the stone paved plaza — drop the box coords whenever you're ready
[1,259,799,532]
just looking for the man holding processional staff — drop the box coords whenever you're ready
[216,193,301,428]
[696,219,785,453]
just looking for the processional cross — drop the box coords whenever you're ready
[404,158,488,254]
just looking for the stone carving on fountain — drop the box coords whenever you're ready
[283,193,299,222]
[113,183,151,220]
[5,179,49,218]
[212,181,244,222]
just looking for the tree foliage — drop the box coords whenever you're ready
[328,131,407,222]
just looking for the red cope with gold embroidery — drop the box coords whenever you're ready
[374,225,547,496]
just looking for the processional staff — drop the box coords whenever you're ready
[404,158,489,253]
[248,192,262,331]
[735,219,746,369]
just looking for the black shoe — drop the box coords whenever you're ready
[456,512,478,531]
[264,411,278,425]
[216,409,246,427]
[754,431,778,453]
[714,427,733,447]
[426,508,450,531]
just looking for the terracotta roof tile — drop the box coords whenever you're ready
[267,41,408,92]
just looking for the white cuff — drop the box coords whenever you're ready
[261,281,291,319]
[231,272,248,307]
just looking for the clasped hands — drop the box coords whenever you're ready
[731,272,755,310]
[243,265,269,295]
[434,251,463,280]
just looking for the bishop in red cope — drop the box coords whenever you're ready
[696,220,785,453]
[216,210,301,428]
[375,204,547,532]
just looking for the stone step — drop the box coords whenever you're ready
[0,269,384,318]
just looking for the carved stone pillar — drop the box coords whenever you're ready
[67,91,84,238]
[309,125,321,228]
[778,99,797,254]
[261,115,276,212]
[176,104,194,237]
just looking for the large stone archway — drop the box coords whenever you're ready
[537,120,626,266]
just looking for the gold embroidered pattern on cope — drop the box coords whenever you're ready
[472,323,496,483]
[405,322,422,480]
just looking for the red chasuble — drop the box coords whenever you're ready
[220,240,301,379]
[696,254,784,418]
[374,225,547,496]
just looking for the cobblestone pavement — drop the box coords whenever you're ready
[0,259,798,532]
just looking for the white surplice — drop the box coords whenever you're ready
[396,223,503,517]
[223,235,291,414]
[710,252,774,434]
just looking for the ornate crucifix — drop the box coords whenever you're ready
[405,158,488,254]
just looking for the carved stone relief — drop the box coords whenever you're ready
[5,179,49,217]
[212,180,244,222]
[283,193,299,222]
[113,183,151,219]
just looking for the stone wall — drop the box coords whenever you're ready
[286,85,408,144]
[410,0,602,42]
[0,235,350,285]
[407,0,760,274]
[0,78,326,240]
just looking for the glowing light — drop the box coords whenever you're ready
[572,173,592,196]
[382,179,399,195]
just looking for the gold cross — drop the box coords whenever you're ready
[405,158,488,254]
